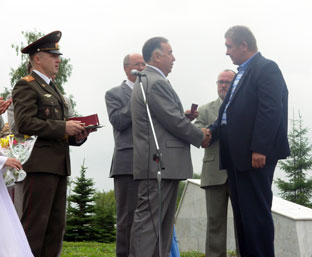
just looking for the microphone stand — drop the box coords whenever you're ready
[137,74,165,257]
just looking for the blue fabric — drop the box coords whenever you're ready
[170,226,180,257]
[221,52,259,125]
[221,70,244,124]
[239,52,259,72]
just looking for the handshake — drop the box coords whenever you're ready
[201,128,211,148]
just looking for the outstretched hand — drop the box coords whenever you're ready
[201,128,211,148]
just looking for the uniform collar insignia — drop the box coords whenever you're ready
[22,75,35,82]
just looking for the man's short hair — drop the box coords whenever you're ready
[223,69,236,75]
[142,37,168,63]
[123,54,130,66]
[27,62,32,74]
[225,25,258,52]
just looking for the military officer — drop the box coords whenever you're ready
[12,31,88,257]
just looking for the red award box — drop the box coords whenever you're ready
[69,114,102,132]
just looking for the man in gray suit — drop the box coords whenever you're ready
[105,53,146,257]
[130,37,210,257]
[195,70,237,257]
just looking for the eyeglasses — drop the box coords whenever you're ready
[125,62,146,67]
[216,80,232,85]
[133,62,146,67]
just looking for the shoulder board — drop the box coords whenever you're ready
[21,75,35,82]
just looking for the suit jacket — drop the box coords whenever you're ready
[12,71,81,176]
[105,81,133,177]
[130,66,203,180]
[195,98,227,187]
[210,53,290,171]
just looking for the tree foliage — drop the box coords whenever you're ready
[65,162,117,243]
[9,30,44,89]
[93,190,116,243]
[65,161,97,241]
[275,112,312,208]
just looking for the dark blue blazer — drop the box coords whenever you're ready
[210,53,290,171]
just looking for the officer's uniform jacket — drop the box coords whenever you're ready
[12,71,79,176]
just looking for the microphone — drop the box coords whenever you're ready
[131,69,146,77]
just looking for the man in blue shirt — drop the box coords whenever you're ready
[209,25,290,257]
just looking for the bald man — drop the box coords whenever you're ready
[105,53,146,257]
[195,70,239,257]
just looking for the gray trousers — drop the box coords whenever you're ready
[114,175,139,257]
[205,182,240,257]
[205,183,229,257]
[129,179,179,257]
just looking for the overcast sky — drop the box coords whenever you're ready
[1,0,312,194]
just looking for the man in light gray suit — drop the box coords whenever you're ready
[130,37,210,257]
[195,70,239,257]
[105,53,146,257]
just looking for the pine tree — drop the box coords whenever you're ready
[93,190,116,243]
[64,161,96,241]
[275,112,312,208]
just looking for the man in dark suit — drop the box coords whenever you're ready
[130,37,210,257]
[12,31,88,257]
[195,69,239,257]
[208,26,290,257]
[105,53,145,257]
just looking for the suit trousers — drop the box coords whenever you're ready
[20,173,67,257]
[204,183,229,257]
[129,179,179,257]
[114,175,139,257]
[220,125,276,257]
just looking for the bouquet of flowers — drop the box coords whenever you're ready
[0,134,37,187]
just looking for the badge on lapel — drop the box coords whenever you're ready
[45,108,50,116]
[44,94,52,98]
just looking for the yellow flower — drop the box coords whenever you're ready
[0,137,9,148]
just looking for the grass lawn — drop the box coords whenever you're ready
[61,242,236,257]
[61,242,115,257]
